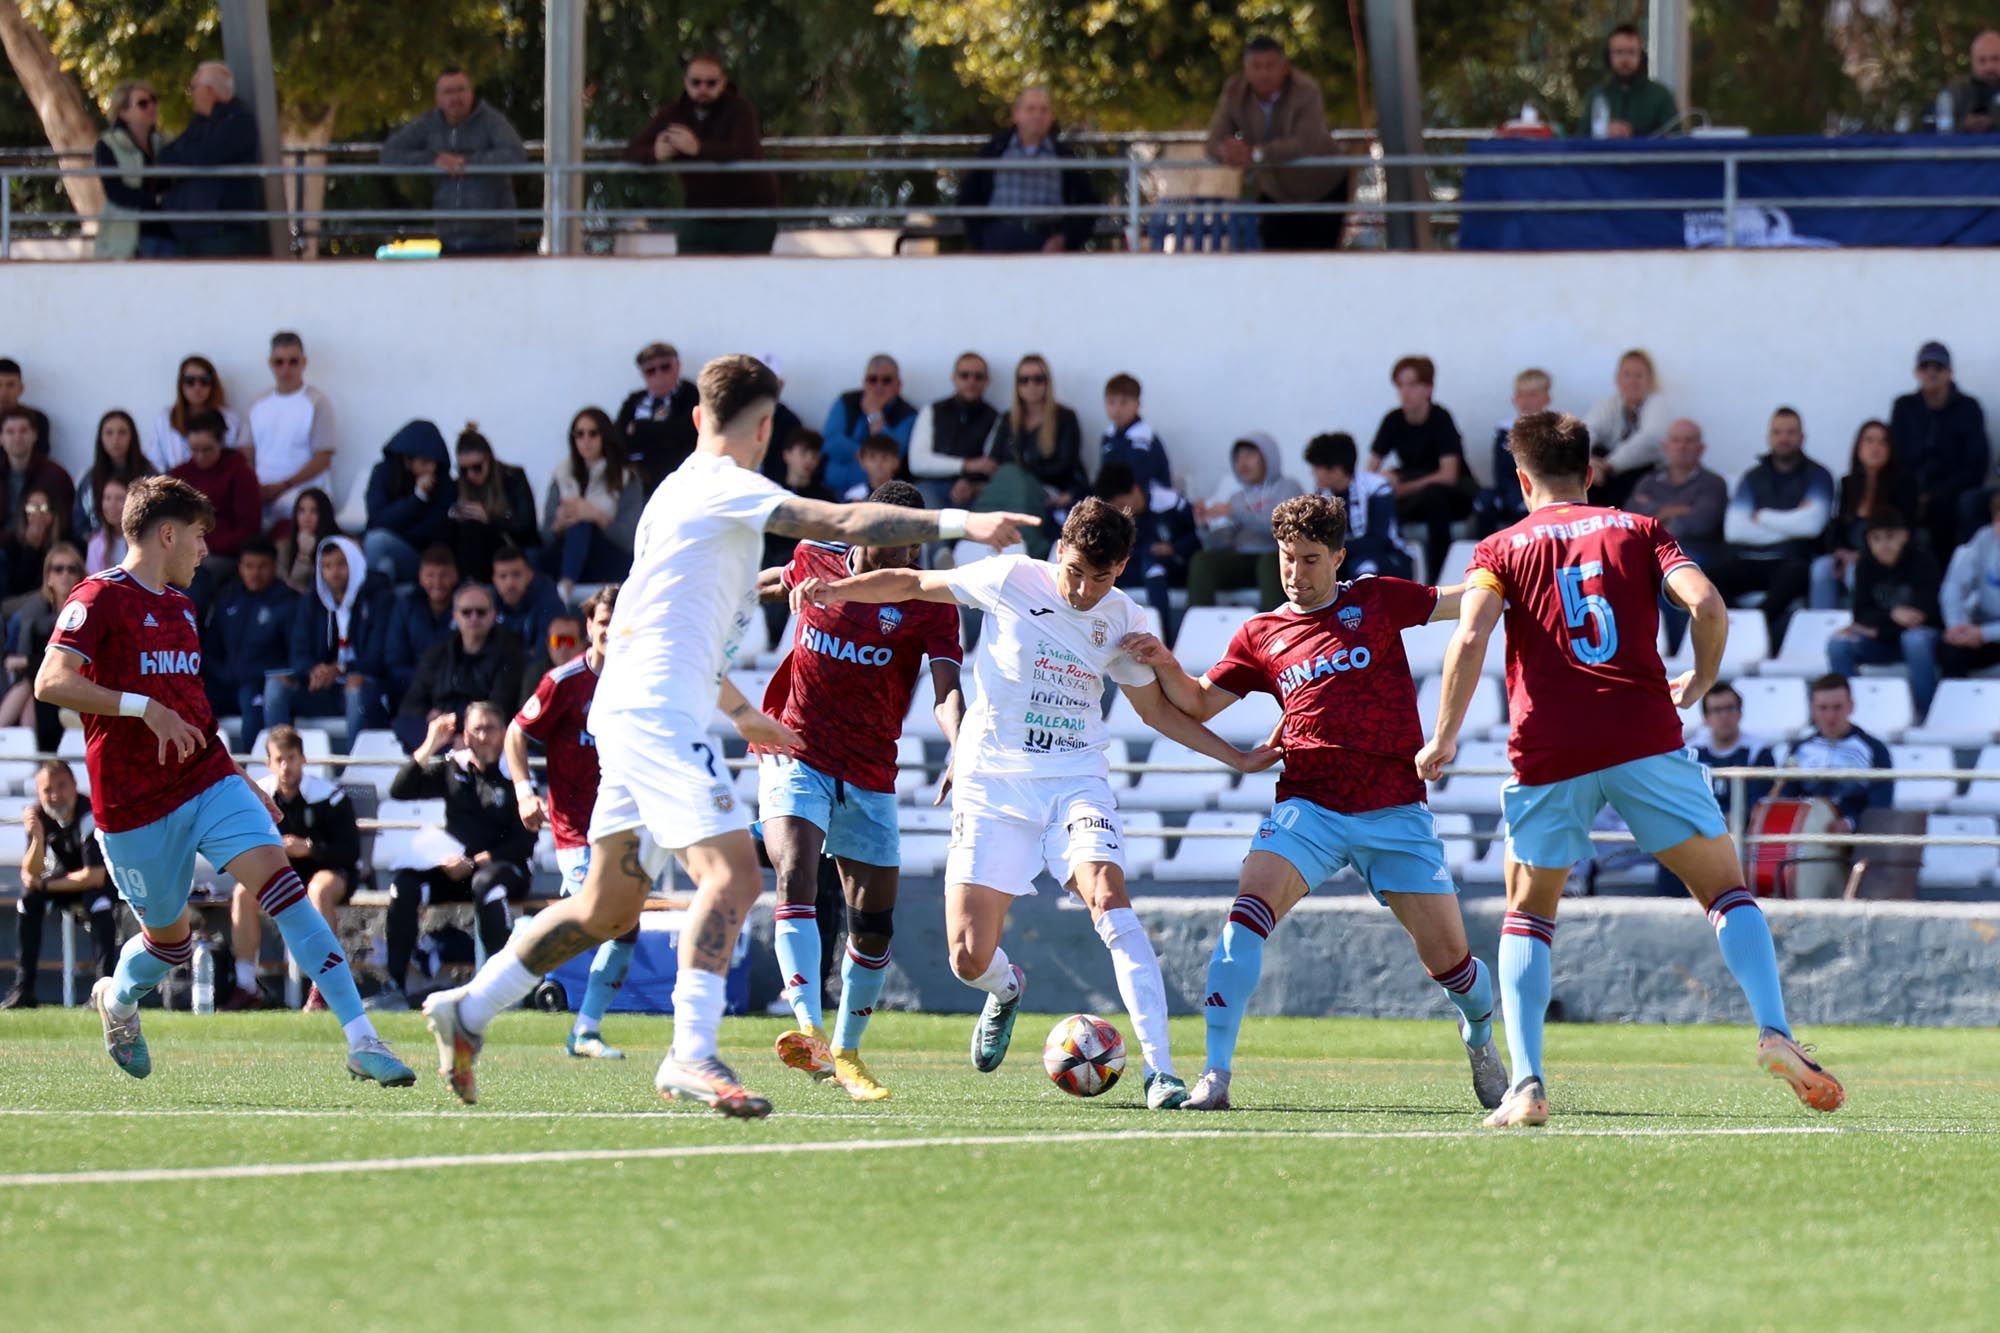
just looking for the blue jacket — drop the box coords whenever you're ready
[1100,419,1173,491]
[289,570,394,682]
[1129,485,1200,583]
[365,420,457,547]
[205,579,299,691]
[382,591,456,700]
[158,98,259,240]
[820,390,916,496]
[495,573,567,652]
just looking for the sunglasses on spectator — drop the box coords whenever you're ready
[642,362,675,375]
[181,373,213,387]
[865,373,896,385]
[1017,373,1048,385]
[47,562,82,575]
[23,503,51,515]
[132,96,156,109]
[549,632,580,650]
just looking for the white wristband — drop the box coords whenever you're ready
[117,692,149,719]
[938,508,969,541]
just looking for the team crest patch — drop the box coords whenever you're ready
[712,787,735,813]
[520,694,543,721]
[1090,617,1108,647]
[56,602,86,631]
[1257,820,1277,839]
[878,605,904,636]
[1338,605,1364,629]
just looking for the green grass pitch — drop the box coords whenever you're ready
[2,1010,1996,1331]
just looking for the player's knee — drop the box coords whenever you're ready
[773,861,818,907]
[848,906,894,958]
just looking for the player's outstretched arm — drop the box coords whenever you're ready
[503,720,546,832]
[1118,632,1237,722]
[718,674,802,757]
[35,647,202,765]
[1665,563,1728,709]
[930,660,966,806]
[1123,680,1279,774]
[1416,585,1502,782]
[790,567,958,614]
[756,565,790,605]
[766,496,1039,551]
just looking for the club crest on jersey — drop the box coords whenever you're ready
[56,602,86,632]
[1090,617,1108,647]
[520,694,543,721]
[1338,605,1364,629]
[877,605,903,637]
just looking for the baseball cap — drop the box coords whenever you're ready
[1916,341,1951,369]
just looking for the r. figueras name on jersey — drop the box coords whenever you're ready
[138,649,201,676]
[799,623,895,667]
[1507,510,1640,547]
[1274,645,1373,697]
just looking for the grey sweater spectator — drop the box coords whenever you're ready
[380,68,527,255]
[1941,491,2000,678]
[1889,341,1990,557]
[621,54,779,255]
[1189,432,1301,609]
[1205,36,1346,251]
[1582,349,1672,504]
[958,90,1097,253]
[157,62,261,257]
[1627,418,1728,562]
[1941,29,2000,133]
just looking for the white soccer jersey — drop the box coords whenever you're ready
[943,554,1155,781]
[590,451,788,732]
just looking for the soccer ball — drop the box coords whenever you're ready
[1042,1014,1126,1097]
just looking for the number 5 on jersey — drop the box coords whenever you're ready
[1556,561,1618,665]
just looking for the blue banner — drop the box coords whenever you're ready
[1458,134,2000,250]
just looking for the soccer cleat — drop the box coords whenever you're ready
[1482,1076,1550,1129]
[831,1048,892,1102]
[1465,1035,1510,1110]
[565,1030,626,1060]
[1182,1069,1232,1111]
[773,1024,834,1081]
[421,987,484,1106]
[969,964,1026,1073]
[1145,1071,1189,1110]
[655,1055,773,1119]
[365,979,410,1012]
[0,983,37,1009]
[89,977,150,1079]
[222,984,264,1012]
[1757,1028,1845,1113]
[346,1036,417,1087]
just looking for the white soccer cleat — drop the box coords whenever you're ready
[1756,1028,1845,1113]
[1482,1075,1549,1129]
[421,987,483,1105]
[1181,1069,1232,1111]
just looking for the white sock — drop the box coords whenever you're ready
[107,995,139,1021]
[964,947,1020,1000]
[455,952,541,1034]
[234,960,257,991]
[571,1016,596,1038]
[1095,907,1175,1078]
[341,1014,378,1048]
[670,968,728,1063]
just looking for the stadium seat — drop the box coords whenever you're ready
[1101,738,1134,790]
[719,670,775,733]
[1416,675,1503,740]
[899,806,951,876]
[754,614,795,668]
[1889,744,1957,813]
[1103,692,1157,744]
[732,752,761,812]
[1428,740,1512,815]
[0,726,39,794]
[902,675,977,744]
[1120,810,1168,878]
[57,729,87,760]
[1662,610,1770,681]
[1903,679,2000,748]
[1946,745,2000,815]
[1124,739,1231,811]
[0,820,26,866]
[1433,539,1479,588]
[1848,677,1914,741]
[893,736,931,802]
[1732,676,1808,740]
[1216,766,1278,812]
[1173,607,1253,674]
[1207,688,1282,746]
[1433,811,1475,875]
[1759,610,1850,677]
[335,471,370,533]
[252,727,335,781]
[1460,822,1509,885]
[1921,814,1999,889]
[1401,617,1454,679]
[1153,811,1259,882]
[344,729,407,800]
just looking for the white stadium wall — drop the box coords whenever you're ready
[5,249,1995,504]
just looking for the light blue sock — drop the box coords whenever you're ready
[270,899,366,1030]
[574,938,635,1036]
[1431,953,1495,1048]
[112,932,187,1010]
[831,943,890,1051]
[1497,911,1555,1082]
[1706,890,1790,1036]
[1202,897,1273,1073]
[773,904,822,1030]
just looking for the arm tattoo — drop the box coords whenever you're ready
[769,497,939,547]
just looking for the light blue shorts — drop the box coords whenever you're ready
[1252,799,1456,905]
[97,777,282,928]
[1504,747,1726,870]
[756,757,900,868]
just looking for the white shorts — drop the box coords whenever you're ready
[588,715,744,871]
[946,771,1123,897]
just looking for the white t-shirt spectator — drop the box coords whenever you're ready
[151,403,248,471]
[247,384,335,522]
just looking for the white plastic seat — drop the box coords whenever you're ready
[1433,539,1479,588]
[893,736,931,802]
[0,726,40,794]
[1400,618,1454,679]
[903,674,977,744]
[1921,814,1999,889]
[1417,675,1502,740]
[755,614,796,668]
[252,727,334,782]
[335,470,371,533]
[1432,811,1475,874]
[1849,677,1913,742]
[1120,810,1167,878]
[1207,689,1282,746]
[1217,767,1279,813]
[1172,606,1253,675]
[1947,745,2000,815]
[0,822,26,865]
[344,729,408,800]
[1904,679,2000,748]
[899,806,951,876]
[1103,692,1157,744]
[732,753,762,812]
[1759,610,1850,678]
[1100,738,1133,790]
[1889,744,1956,813]
[1460,823,1509,885]
[1732,676,1808,740]
[56,728,85,759]
[1426,740,1511,815]
[1662,610,1769,681]
[717,669,775,733]
[1153,812,1260,882]
[1124,740,1230,811]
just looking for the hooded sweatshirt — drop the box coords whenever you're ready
[1943,524,2000,643]
[1200,432,1303,554]
[365,420,457,548]
[289,534,392,680]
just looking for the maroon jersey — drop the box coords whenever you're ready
[513,655,600,850]
[1208,576,1439,815]
[47,569,238,833]
[1468,503,1694,786]
[763,541,962,793]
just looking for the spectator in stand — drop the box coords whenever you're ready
[1942,490,2000,678]
[202,536,296,750]
[842,434,904,502]
[987,354,1087,516]
[361,419,454,582]
[0,760,114,1009]
[623,52,780,255]
[1367,355,1470,582]
[224,726,363,1011]
[379,66,526,256]
[961,87,1097,253]
[0,544,83,751]
[1628,418,1728,564]
[0,407,75,544]
[153,353,247,471]
[1773,674,1893,830]
[1583,348,1670,507]
[491,544,567,652]
[1096,461,1198,638]
[760,428,834,642]
[822,355,917,497]
[1812,419,1919,610]
[382,705,536,1009]
[165,411,257,604]
[85,480,129,571]
[1190,433,1300,608]
[752,351,806,490]
[0,361,48,457]
[0,492,67,618]
[1889,341,1990,558]
[1205,35,1346,251]
[614,342,699,493]
[276,486,338,596]
[158,61,260,257]
[908,352,999,506]
[1474,369,1549,535]
[94,80,170,260]
[1941,29,2000,133]
[383,545,463,705]
[522,610,584,685]
[442,426,538,581]
[247,332,336,529]
[74,409,153,539]
[394,581,524,752]
[268,535,391,745]
[1827,511,1943,720]
[1305,430,1412,579]
[1584,24,1680,138]
[1710,407,1835,647]
[541,408,641,599]
[1099,373,1173,491]
[1655,682,1775,895]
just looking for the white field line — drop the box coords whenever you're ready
[0,1124,1991,1189]
[0,1107,892,1121]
